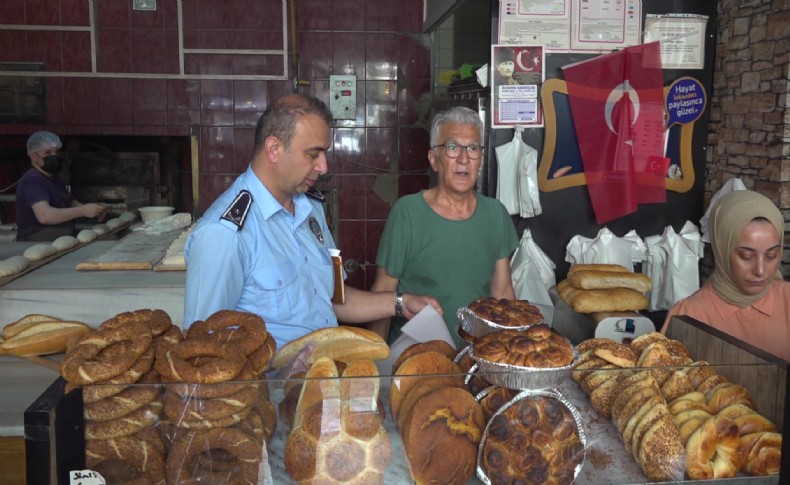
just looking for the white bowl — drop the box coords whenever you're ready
[138,206,174,223]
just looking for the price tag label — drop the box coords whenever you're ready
[69,470,106,485]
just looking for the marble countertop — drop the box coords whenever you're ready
[0,241,185,327]
[0,241,186,436]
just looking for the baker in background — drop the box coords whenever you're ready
[14,131,107,241]
[183,93,442,350]
[661,190,789,361]
[369,106,519,346]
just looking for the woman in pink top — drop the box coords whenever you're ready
[662,190,789,361]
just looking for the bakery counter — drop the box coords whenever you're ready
[35,362,785,485]
[0,241,185,327]
[31,316,785,485]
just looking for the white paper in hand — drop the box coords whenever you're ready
[380,305,455,374]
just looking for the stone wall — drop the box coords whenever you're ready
[704,0,790,276]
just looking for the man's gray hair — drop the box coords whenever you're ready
[429,106,484,147]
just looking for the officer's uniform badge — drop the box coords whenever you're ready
[308,216,324,244]
[221,190,253,230]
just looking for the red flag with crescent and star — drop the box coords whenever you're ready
[562,41,667,224]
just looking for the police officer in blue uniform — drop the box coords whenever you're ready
[183,94,442,350]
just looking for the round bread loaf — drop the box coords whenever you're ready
[52,235,79,251]
[23,243,57,261]
[76,229,99,243]
[391,339,457,374]
[401,386,483,485]
[389,351,462,421]
[396,375,467,433]
[0,256,30,277]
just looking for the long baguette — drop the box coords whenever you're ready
[1,321,92,357]
[569,270,653,294]
[3,314,62,339]
[271,326,390,370]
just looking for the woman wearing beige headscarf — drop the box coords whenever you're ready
[661,190,789,360]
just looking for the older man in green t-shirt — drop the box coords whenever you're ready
[370,106,519,346]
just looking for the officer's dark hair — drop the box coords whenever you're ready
[254,94,334,153]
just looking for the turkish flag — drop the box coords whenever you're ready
[562,42,666,224]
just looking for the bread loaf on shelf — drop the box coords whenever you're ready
[1,318,92,356]
[271,326,390,369]
[568,263,630,275]
[569,288,649,313]
[569,270,653,293]
[284,357,392,484]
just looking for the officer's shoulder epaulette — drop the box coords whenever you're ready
[306,187,325,202]
[220,190,253,230]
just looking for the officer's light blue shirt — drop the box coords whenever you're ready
[183,165,338,350]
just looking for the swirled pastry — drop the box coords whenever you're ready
[467,297,544,327]
[481,395,584,485]
[473,326,574,369]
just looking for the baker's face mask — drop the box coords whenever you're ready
[41,154,64,174]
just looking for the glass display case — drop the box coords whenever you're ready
[25,316,787,484]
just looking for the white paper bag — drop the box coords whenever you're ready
[510,229,556,324]
[518,139,541,218]
[495,126,541,217]
[643,221,703,310]
[700,178,746,243]
[665,221,703,305]
[644,234,670,311]
[565,227,643,270]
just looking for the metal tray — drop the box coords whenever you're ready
[470,336,578,390]
[476,388,586,485]
[457,306,544,339]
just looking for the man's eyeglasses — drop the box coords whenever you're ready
[432,143,484,159]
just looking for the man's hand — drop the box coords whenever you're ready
[402,293,443,320]
[81,203,108,221]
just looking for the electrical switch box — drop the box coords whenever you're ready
[329,74,357,120]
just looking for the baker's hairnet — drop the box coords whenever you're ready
[27,131,62,154]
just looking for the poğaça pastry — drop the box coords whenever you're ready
[467,297,544,327]
[473,325,574,368]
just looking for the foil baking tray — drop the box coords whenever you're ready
[457,307,544,339]
[476,388,587,485]
[469,337,578,390]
